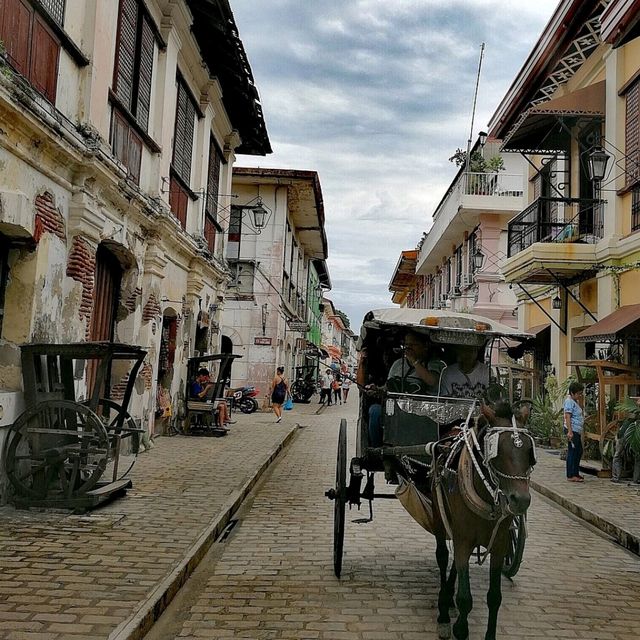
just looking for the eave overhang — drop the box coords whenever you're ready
[388,250,418,292]
[186,0,271,156]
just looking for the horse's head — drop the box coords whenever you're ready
[478,400,536,516]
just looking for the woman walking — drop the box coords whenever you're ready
[270,366,289,423]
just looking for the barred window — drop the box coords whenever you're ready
[172,79,196,186]
[632,187,640,232]
[38,0,64,25]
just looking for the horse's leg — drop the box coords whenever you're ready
[484,552,504,640]
[446,562,457,607]
[452,543,473,640]
[435,534,452,638]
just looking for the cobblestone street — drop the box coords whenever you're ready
[149,402,640,640]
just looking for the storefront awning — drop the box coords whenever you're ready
[502,82,605,153]
[574,304,640,342]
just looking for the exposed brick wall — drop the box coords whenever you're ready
[142,294,161,322]
[140,361,153,389]
[123,286,142,314]
[34,192,65,242]
[66,236,95,328]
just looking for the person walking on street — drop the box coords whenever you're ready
[332,373,342,405]
[564,381,585,482]
[270,366,289,423]
[342,376,352,404]
[320,369,333,406]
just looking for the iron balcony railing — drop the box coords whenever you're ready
[460,172,524,197]
[507,197,605,258]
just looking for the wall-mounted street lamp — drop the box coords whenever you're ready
[472,247,485,271]
[543,361,555,377]
[479,131,488,147]
[587,146,611,183]
[552,294,562,310]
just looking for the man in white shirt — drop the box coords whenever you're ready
[440,344,490,399]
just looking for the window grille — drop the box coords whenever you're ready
[38,0,65,25]
[626,78,640,187]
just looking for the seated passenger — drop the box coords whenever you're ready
[440,344,491,399]
[190,368,233,430]
[366,330,443,447]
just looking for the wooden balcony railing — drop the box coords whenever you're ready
[507,197,604,258]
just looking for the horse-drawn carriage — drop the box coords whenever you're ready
[325,309,537,640]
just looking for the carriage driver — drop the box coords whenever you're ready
[365,330,443,447]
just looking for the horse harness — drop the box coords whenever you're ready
[434,412,536,563]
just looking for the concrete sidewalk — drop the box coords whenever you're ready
[531,448,640,556]
[0,403,312,640]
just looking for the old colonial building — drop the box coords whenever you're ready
[221,168,330,397]
[489,0,640,380]
[0,0,270,499]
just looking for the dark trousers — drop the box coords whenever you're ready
[320,388,332,405]
[566,432,583,478]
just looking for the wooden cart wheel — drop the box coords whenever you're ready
[333,419,348,578]
[87,398,140,481]
[4,400,110,501]
[502,514,526,578]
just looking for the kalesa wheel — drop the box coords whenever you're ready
[502,513,526,578]
[331,419,348,578]
[88,398,141,481]
[4,400,110,501]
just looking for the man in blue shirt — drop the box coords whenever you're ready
[190,368,232,430]
[564,381,585,482]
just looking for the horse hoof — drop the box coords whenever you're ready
[438,623,451,639]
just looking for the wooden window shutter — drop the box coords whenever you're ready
[114,0,138,111]
[127,127,143,184]
[206,138,221,218]
[169,174,188,229]
[112,109,129,167]
[1,0,34,77]
[30,15,60,103]
[626,79,640,187]
[135,15,154,130]
[172,80,195,185]
[204,214,216,253]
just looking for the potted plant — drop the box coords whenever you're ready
[613,398,640,477]
[448,149,505,195]
[528,375,569,447]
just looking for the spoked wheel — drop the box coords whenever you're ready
[502,514,526,578]
[4,400,110,501]
[327,419,347,578]
[87,398,141,482]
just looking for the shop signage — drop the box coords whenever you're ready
[254,337,272,345]
[288,321,310,332]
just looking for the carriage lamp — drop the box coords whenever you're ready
[544,361,555,376]
[552,294,562,310]
[479,131,488,147]
[472,247,485,271]
[587,146,611,183]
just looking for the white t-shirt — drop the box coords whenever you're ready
[322,373,334,389]
[341,378,352,390]
[441,362,491,399]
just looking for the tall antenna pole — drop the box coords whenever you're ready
[465,42,485,179]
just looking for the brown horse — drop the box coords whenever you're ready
[430,401,535,640]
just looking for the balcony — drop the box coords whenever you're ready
[504,197,604,284]
[417,172,525,273]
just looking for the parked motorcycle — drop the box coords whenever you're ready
[227,385,260,413]
[290,377,316,403]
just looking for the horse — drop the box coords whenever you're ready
[429,400,536,640]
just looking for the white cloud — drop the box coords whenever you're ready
[232,0,559,329]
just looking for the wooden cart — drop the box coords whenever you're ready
[2,342,146,510]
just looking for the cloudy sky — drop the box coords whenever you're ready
[231,0,559,331]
